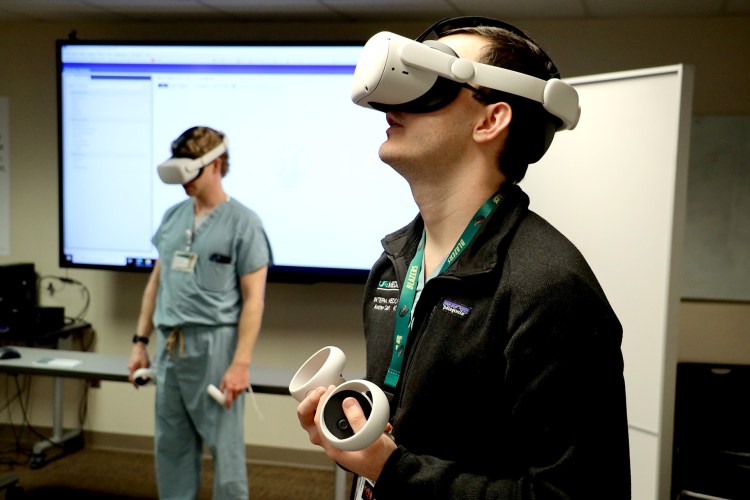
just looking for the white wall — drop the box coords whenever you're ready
[1,16,749,461]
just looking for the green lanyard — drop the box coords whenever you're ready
[384,191,503,389]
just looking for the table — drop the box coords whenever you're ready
[0,320,94,466]
[0,345,127,467]
[0,344,348,500]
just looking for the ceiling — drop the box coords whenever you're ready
[0,0,749,24]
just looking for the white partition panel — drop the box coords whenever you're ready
[522,65,694,499]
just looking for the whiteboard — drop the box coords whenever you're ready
[683,115,750,302]
[521,65,693,500]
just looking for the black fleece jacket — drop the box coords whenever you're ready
[359,184,631,500]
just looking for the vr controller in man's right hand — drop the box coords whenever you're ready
[290,346,390,451]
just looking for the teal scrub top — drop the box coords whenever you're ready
[152,197,271,328]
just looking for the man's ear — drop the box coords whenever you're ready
[474,101,512,144]
[208,157,222,173]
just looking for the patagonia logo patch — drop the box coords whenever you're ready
[442,300,470,317]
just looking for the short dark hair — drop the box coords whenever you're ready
[444,25,560,184]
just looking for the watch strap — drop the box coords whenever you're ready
[132,334,150,345]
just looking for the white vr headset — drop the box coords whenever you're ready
[157,138,229,185]
[351,31,581,131]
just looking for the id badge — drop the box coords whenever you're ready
[172,250,198,272]
[353,476,375,500]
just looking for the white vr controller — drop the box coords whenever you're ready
[132,367,156,386]
[207,384,227,406]
[289,346,390,452]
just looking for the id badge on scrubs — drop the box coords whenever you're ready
[172,250,198,272]
[353,476,375,500]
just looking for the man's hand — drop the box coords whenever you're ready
[298,385,397,482]
[218,361,250,409]
[127,343,150,388]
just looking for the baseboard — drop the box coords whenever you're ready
[82,430,334,470]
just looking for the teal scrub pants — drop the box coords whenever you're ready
[154,325,248,500]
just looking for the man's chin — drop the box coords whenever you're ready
[378,142,397,166]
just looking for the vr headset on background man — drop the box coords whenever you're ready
[157,138,228,185]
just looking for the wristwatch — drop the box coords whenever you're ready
[132,334,150,345]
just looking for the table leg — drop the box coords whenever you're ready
[334,465,347,500]
[30,376,83,468]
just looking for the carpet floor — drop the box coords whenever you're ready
[1,446,343,499]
